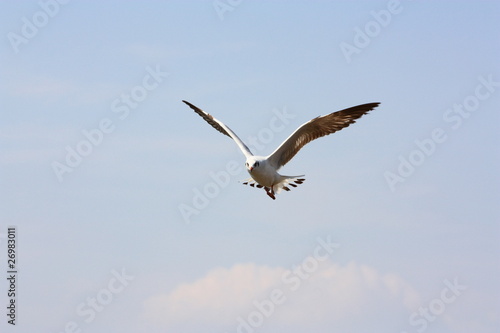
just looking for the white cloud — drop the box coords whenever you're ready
[142,260,420,332]
[143,263,286,327]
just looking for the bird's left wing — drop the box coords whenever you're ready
[182,100,254,158]
[267,102,380,170]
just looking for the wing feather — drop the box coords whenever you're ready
[267,102,380,169]
[182,100,253,158]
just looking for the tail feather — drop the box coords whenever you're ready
[241,176,306,198]
[274,175,305,194]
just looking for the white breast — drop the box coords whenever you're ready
[248,162,279,187]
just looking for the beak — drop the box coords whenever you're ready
[249,167,253,172]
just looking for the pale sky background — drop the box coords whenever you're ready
[1,1,499,333]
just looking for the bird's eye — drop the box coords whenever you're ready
[245,162,248,167]
[255,162,259,167]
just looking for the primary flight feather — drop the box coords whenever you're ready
[182,100,379,200]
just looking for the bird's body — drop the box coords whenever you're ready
[182,100,379,200]
[246,157,276,186]
[241,156,305,199]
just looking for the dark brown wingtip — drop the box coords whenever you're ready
[182,100,199,110]
[365,102,381,112]
[182,100,231,138]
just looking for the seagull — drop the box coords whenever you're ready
[182,100,379,200]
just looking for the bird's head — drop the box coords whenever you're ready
[245,157,262,173]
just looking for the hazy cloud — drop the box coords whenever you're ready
[143,260,420,331]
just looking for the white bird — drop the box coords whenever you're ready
[182,100,380,200]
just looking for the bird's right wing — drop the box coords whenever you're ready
[182,100,254,158]
[267,102,380,169]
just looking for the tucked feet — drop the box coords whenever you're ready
[265,187,276,200]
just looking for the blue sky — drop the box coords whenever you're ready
[1,1,499,332]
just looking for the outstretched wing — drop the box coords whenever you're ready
[182,100,253,158]
[267,102,380,169]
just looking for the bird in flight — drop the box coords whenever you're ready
[182,100,379,200]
